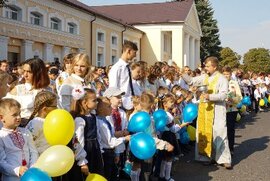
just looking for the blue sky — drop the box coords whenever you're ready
[79,0,270,57]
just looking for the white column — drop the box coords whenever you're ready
[184,33,190,67]
[0,36,9,60]
[195,39,200,68]
[44,43,54,62]
[21,40,33,61]
[62,46,71,61]
[172,29,183,67]
[189,36,195,70]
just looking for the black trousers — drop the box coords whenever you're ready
[226,111,237,152]
[102,149,117,181]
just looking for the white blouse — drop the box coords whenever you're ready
[5,83,41,119]
[26,117,50,155]
[0,127,38,181]
[58,74,89,111]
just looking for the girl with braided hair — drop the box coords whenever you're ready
[25,91,57,155]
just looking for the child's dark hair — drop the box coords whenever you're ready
[28,91,57,121]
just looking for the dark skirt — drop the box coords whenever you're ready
[85,139,104,175]
[161,131,180,157]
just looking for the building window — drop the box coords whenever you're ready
[163,33,172,53]
[97,53,104,67]
[5,5,22,21]
[51,17,61,30]
[112,55,117,64]
[112,36,117,46]
[30,12,42,26]
[68,22,77,34]
[97,32,105,42]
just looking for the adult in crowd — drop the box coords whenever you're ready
[4,58,50,125]
[182,56,232,169]
[108,40,138,110]
[222,66,242,156]
[0,60,9,72]
[55,53,76,93]
[58,53,91,111]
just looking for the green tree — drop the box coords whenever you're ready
[0,0,8,8]
[219,47,240,68]
[195,0,221,62]
[243,48,270,73]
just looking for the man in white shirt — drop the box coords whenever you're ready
[108,41,138,110]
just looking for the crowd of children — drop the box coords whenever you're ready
[0,41,270,181]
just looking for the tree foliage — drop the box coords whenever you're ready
[243,48,270,73]
[0,0,8,8]
[195,0,221,62]
[219,47,240,68]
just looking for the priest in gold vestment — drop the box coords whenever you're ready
[183,57,232,168]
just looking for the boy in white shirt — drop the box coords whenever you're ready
[0,98,38,181]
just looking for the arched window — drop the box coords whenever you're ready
[5,5,22,21]
[50,17,61,30]
[67,22,77,34]
[30,12,43,26]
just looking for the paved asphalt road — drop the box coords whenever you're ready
[172,110,270,181]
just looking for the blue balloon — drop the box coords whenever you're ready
[21,168,52,181]
[153,109,168,131]
[236,102,243,109]
[128,111,151,133]
[180,131,190,144]
[242,96,251,106]
[130,132,156,160]
[183,103,198,123]
[123,161,132,176]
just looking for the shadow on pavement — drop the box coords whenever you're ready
[233,136,270,166]
[172,144,219,181]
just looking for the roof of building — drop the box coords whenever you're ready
[91,0,194,25]
[56,0,144,33]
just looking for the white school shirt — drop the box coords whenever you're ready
[55,71,70,93]
[165,112,181,133]
[107,108,128,154]
[26,117,50,155]
[73,115,102,166]
[109,59,133,110]
[0,127,38,181]
[133,79,143,96]
[96,116,125,152]
[254,88,261,101]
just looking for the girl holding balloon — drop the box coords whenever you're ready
[158,94,188,181]
[70,86,104,179]
[129,92,174,181]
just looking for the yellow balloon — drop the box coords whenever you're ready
[187,125,196,141]
[35,145,75,177]
[240,105,246,113]
[86,173,107,181]
[259,99,265,107]
[44,109,75,145]
[268,95,270,103]
[236,113,241,122]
